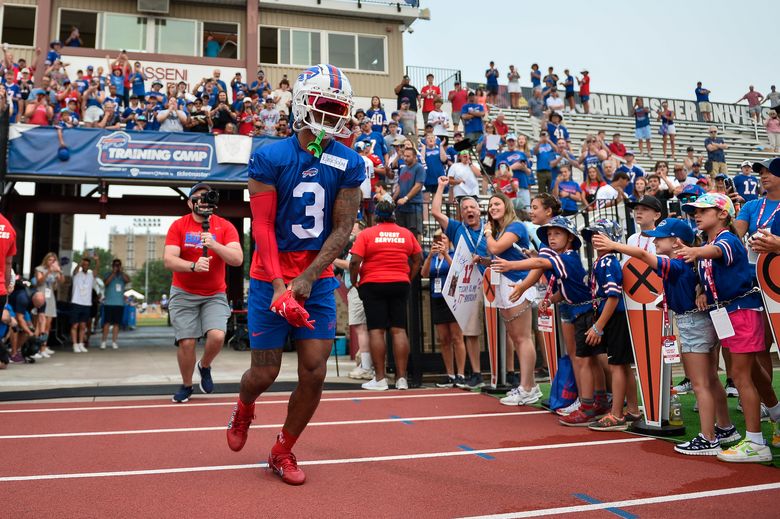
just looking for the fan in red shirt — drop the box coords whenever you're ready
[349,200,422,391]
[607,133,626,157]
[494,163,519,199]
[420,73,442,126]
[447,81,469,130]
[578,70,591,114]
[163,183,243,404]
[0,213,17,306]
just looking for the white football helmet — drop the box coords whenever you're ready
[292,64,353,138]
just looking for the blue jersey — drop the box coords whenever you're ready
[736,197,780,235]
[695,87,710,103]
[539,248,591,318]
[365,108,387,133]
[535,142,556,171]
[122,106,143,130]
[428,253,451,299]
[497,150,530,189]
[772,212,780,235]
[248,136,365,253]
[45,50,60,65]
[531,69,541,88]
[109,74,125,96]
[704,137,725,162]
[546,122,569,144]
[582,152,602,177]
[130,72,146,97]
[655,256,699,314]
[618,164,645,196]
[445,217,488,273]
[355,131,388,163]
[461,103,484,134]
[423,145,446,185]
[397,162,425,210]
[696,230,761,312]
[634,107,651,129]
[733,174,760,202]
[492,221,530,283]
[557,181,581,213]
[592,254,625,313]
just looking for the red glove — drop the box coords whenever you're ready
[269,290,315,330]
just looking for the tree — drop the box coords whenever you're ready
[131,259,172,303]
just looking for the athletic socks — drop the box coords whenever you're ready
[767,402,780,422]
[360,352,373,369]
[581,398,596,416]
[594,390,608,408]
[746,430,766,445]
[272,428,299,456]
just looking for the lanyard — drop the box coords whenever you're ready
[433,255,444,276]
[542,275,556,303]
[589,268,599,315]
[701,228,728,304]
[463,221,485,253]
[637,235,652,251]
[661,291,673,334]
[756,198,780,229]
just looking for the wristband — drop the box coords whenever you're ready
[591,324,603,336]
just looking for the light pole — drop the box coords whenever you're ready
[132,218,161,302]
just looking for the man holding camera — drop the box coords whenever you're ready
[101,259,130,350]
[164,183,243,403]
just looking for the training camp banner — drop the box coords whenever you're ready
[8,125,278,183]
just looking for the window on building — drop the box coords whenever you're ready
[59,9,98,48]
[358,35,385,72]
[154,18,198,56]
[259,26,278,64]
[203,22,238,59]
[102,13,148,52]
[279,29,320,67]
[328,33,355,70]
[1,5,36,47]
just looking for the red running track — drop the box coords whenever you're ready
[1,389,778,518]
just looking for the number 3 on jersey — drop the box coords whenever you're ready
[292,183,325,239]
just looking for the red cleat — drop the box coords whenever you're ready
[268,451,306,485]
[226,401,255,452]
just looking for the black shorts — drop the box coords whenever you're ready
[486,85,498,95]
[603,311,633,365]
[358,282,410,330]
[565,91,575,99]
[574,312,606,357]
[103,305,124,325]
[0,295,6,308]
[70,303,91,324]
[431,295,456,325]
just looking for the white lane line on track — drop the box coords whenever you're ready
[0,437,653,482]
[0,410,549,440]
[454,481,780,518]
[0,391,480,414]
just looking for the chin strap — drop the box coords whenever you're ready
[306,130,326,158]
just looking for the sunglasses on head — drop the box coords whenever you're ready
[679,196,697,203]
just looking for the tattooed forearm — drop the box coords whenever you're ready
[303,186,361,280]
[251,348,283,367]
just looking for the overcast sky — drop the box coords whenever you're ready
[404,0,774,102]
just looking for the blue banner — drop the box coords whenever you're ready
[8,126,280,183]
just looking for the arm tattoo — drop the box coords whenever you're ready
[251,348,283,367]
[303,186,361,280]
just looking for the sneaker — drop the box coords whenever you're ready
[454,375,468,388]
[44,348,55,356]
[226,401,255,452]
[529,384,542,399]
[41,349,53,358]
[674,434,722,456]
[535,367,550,381]
[725,379,739,398]
[349,366,374,380]
[72,343,81,353]
[435,375,456,388]
[9,353,23,363]
[111,342,119,350]
[556,398,581,416]
[172,385,194,403]
[672,378,692,395]
[99,341,106,350]
[361,378,388,391]
[588,413,628,432]
[268,451,306,485]
[465,373,484,389]
[32,352,44,360]
[500,386,538,406]
[395,377,408,390]
[716,439,772,463]
[772,421,780,448]
[761,403,770,422]
[78,343,88,353]
[624,412,643,423]
[197,362,214,394]
[715,425,741,445]
[559,409,597,427]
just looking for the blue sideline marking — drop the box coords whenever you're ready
[389,415,414,425]
[457,444,495,460]
[573,493,637,519]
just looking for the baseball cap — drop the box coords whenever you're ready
[550,111,563,120]
[31,88,46,97]
[680,184,706,199]
[642,218,695,244]
[62,78,71,84]
[21,67,30,74]
[243,98,252,104]
[86,65,94,70]
[696,177,709,185]
[581,218,623,243]
[50,40,62,48]
[682,192,735,218]
[753,157,780,176]
[152,80,163,87]
[740,160,753,168]
[388,120,398,126]
[624,150,635,156]
[626,195,662,213]
[401,97,410,104]
[714,173,729,181]
[355,108,365,115]
[189,182,212,198]
[265,97,274,102]
[505,133,517,141]
[354,141,368,151]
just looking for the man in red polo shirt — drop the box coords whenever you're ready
[447,81,468,131]
[163,183,243,403]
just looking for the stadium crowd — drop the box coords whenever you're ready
[2,49,780,464]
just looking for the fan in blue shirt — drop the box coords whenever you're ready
[733,164,761,202]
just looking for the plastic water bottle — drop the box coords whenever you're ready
[669,389,683,426]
